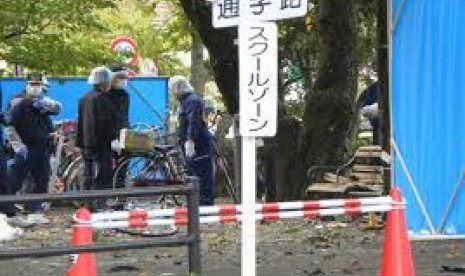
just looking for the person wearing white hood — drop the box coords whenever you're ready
[76,66,118,211]
[169,76,215,206]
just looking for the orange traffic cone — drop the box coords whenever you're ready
[379,187,415,276]
[66,208,97,276]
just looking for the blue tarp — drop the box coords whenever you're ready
[392,0,465,234]
[0,77,169,128]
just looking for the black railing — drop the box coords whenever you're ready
[0,177,201,275]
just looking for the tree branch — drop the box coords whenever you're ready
[178,0,239,113]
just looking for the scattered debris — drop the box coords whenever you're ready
[107,265,139,272]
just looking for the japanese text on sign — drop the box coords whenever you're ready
[213,0,307,28]
[239,21,277,137]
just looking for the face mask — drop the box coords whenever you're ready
[26,85,43,97]
[114,80,127,89]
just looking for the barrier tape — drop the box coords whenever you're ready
[88,204,398,229]
[88,196,394,223]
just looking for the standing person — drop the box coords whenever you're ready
[109,64,130,133]
[109,64,130,188]
[0,85,19,218]
[169,76,214,206]
[76,66,118,211]
[7,72,61,224]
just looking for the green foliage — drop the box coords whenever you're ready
[358,0,378,85]
[0,0,117,74]
[0,0,192,76]
[277,0,379,118]
[277,0,318,119]
[103,0,191,76]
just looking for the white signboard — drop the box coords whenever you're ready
[239,20,278,137]
[213,0,307,28]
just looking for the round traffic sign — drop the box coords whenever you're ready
[110,36,140,66]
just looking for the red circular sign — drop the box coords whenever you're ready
[110,36,140,66]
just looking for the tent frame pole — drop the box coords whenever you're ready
[392,141,437,233]
[392,0,408,33]
[437,171,465,233]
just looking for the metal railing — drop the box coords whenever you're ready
[0,177,201,275]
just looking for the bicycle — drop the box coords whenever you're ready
[109,124,188,237]
[53,122,186,237]
[52,121,85,195]
[212,140,238,204]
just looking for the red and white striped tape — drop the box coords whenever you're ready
[89,196,394,223]
[89,204,395,229]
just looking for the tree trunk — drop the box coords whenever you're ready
[377,0,389,151]
[377,0,390,191]
[180,0,359,201]
[178,0,239,113]
[286,0,359,199]
[190,29,206,95]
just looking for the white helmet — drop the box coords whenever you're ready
[88,66,112,86]
[168,75,194,93]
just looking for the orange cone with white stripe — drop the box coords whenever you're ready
[379,187,415,276]
[66,208,97,276]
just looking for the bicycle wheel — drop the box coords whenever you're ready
[112,200,179,238]
[122,153,184,206]
[110,154,160,205]
[216,155,238,204]
[63,156,85,193]
[109,154,179,237]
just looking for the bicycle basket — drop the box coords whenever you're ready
[120,128,155,153]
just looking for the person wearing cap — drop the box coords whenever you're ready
[6,72,62,224]
[169,76,215,206]
[7,73,60,115]
[77,66,118,211]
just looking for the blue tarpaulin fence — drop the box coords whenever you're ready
[0,77,169,128]
[392,0,465,236]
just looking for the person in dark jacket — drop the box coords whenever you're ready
[7,72,61,223]
[0,84,18,218]
[76,66,118,210]
[109,64,130,132]
[109,64,130,188]
[169,76,214,205]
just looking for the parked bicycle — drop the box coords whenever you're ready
[212,140,238,204]
[53,122,188,237]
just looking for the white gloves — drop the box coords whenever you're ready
[13,143,28,160]
[184,140,195,158]
[32,96,62,114]
[41,97,62,113]
[111,140,123,154]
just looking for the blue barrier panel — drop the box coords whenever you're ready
[0,77,169,128]
[392,0,465,235]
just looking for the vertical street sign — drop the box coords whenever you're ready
[211,1,307,275]
[213,0,307,28]
[239,21,278,137]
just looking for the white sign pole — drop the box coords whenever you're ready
[239,3,256,275]
[241,136,256,276]
[212,1,305,275]
[238,6,278,276]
